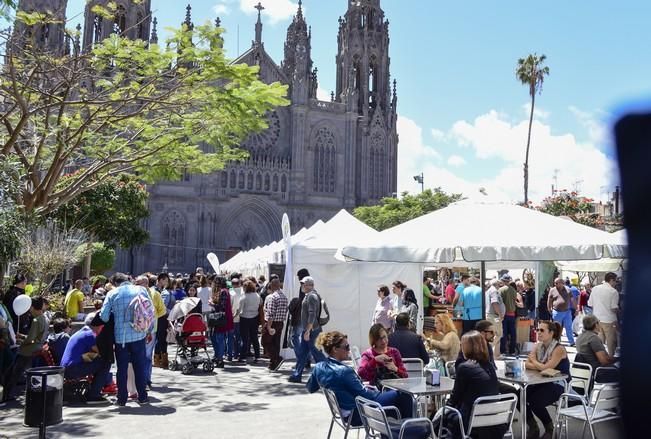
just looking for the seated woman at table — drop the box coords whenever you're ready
[430,313,461,363]
[525,320,571,439]
[437,330,505,439]
[306,331,415,427]
[358,323,408,386]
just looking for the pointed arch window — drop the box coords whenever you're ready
[230,170,237,188]
[221,171,228,187]
[238,171,245,189]
[264,174,271,192]
[114,5,127,35]
[93,15,103,45]
[247,171,254,190]
[313,127,337,193]
[273,174,279,192]
[281,175,287,193]
[256,172,262,191]
[136,12,145,40]
[161,211,186,266]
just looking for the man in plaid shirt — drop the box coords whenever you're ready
[100,273,151,406]
[262,278,288,371]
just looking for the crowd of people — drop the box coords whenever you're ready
[0,267,621,439]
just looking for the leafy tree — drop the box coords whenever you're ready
[50,173,149,249]
[75,242,115,275]
[537,190,602,229]
[354,188,464,231]
[0,0,15,21]
[0,155,24,276]
[516,53,550,205]
[1,10,288,215]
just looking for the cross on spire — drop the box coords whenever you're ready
[254,2,264,45]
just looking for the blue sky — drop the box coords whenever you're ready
[62,0,651,203]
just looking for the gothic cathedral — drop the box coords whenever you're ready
[14,0,399,273]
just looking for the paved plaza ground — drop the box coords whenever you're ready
[0,347,623,438]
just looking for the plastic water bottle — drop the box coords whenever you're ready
[513,355,522,378]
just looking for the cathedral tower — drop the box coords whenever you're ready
[335,0,392,117]
[13,0,69,55]
[282,1,317,105]
[82,0,152,52]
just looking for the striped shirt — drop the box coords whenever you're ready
[264,289,288,323]
[100,282,148,345]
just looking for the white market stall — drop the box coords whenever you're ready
[287,209,422,349]
[339,200,627,315]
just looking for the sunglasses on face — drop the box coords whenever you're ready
[337,343,351,351]
[536,328,546,333]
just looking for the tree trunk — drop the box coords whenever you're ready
[83,235,94,278]
[524,90,536,204]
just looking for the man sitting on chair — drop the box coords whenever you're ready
[388,312,429,365]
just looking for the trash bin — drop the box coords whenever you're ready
[24,366,64,428]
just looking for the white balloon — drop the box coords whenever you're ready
[13,294,32,316]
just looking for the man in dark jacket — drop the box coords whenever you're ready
[388,313,429,365]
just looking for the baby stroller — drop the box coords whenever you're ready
[169,313,215,374]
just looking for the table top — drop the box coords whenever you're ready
[380,377,455,396]
[496,368,568,386]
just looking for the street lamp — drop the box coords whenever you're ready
[413,172,424,193]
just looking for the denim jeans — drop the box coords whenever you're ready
[210,331,227,360]
[227,323,241,358]
[144,333,156,384]
[552,309,575,344]
[290,327,325,379]
[349,390,414,426]
[64,359,111,398]
[501,315,517,354]
[115,338,148,403]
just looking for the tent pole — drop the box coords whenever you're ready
[480,261,486,318]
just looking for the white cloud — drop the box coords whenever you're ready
[521,103,550,120]
[213,4,231,15]
[431,128,446,141]
[316,86,331,101]
[238,0,299,24]
[447,110,617,203]
[568,105,610,146]
[396,110,617,204]
[447,155,466,167]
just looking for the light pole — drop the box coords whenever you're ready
[413,172,424,193]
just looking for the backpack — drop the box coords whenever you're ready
[127,291,155,333]
[315,292,330,326]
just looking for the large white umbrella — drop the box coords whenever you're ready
[340,200,626,263]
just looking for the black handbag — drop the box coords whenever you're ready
[207,311,226,329]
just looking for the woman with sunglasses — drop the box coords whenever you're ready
[306,331,415,428]
[524,320,571,439]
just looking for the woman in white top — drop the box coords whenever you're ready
[238,280,262,362]
[197,275,212,314]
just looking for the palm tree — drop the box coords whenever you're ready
[516,53,550,205]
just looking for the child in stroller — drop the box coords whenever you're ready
[169,313,214,374]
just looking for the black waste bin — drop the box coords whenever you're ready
[24,366,64,429]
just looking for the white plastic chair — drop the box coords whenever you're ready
[322,388,364,439]
[569,361,594,400]
[554,383,620,439]
[402,358,424,377]
[434,393,518,439]
[355,396,434,439]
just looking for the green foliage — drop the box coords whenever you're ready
[76,242,115,274]
[0,154,24,266]
[0,0,15,21]
[1,22,289,215]
[537,191,602,229]
[51,173,149,249]
[516,53,550,97]
[354,188,464,231]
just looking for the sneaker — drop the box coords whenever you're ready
[227,356,233,362]
[287,375,302,384]
[273,358,285,371]
[115,400,127,407]
[86,395,109,405]
[216,360,225,368]
[138,398,150,405]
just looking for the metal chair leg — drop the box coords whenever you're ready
[327,418,334,439]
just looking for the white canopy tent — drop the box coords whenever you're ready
[340,200,626,264]
[556,229,627,273]
[339,200,627,316]
[288,209,423,349]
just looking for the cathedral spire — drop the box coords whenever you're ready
[150,17,158,45]
[183,4,194,30]
[254,2,264,45]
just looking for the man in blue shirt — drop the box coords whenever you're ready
[458,277,483,335]
[566,279,580,321]
[61,314,110,404]
[100,273,150,406]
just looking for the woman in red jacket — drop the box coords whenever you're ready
[357,323,408,386]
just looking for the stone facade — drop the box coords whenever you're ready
[16,0,399,274]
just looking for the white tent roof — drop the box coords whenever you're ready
[293,209,379,264]
[340,200,626,263]
[555,229,628,272]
